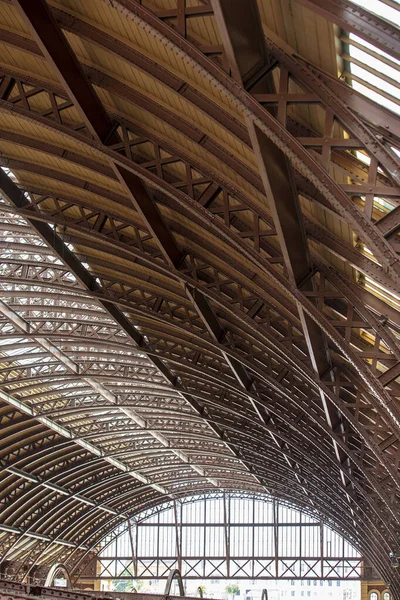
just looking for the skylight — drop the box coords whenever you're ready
[345,2,400,115]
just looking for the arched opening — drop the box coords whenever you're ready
[44,563,72,589]
[96,493,362,596]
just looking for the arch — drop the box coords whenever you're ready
[44,563,72,589]
[98,495,362,582]
[0,120,396,576]
[0,94,398,538]
[164,569,185,597]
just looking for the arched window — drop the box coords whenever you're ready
[98,494,362,582]
[369,593,379,600]
[383,592,391,600]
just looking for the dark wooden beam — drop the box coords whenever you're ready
[210,0,269,86]
[249,125,312,285]
[186,285,225,342]
[13,0,110,142]
[186,285,259,409]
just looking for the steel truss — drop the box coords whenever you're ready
[0,0,398,595]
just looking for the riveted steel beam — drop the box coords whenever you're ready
[210,0,355,504]
[10,0,285,497]
[295,0,400,63]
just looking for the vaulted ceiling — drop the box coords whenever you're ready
[0,0,399,593]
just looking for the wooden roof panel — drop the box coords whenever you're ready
[0,1,30,34]
[0,143,123,193]
[0,112,103,160]
[257,0,339,74]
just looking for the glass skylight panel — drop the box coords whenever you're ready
[0,341,29,354]
[346,4,400,114]
[339,1,400,320]
[1,167,17,180]
[350,45,400,82]
[349,66,400,114]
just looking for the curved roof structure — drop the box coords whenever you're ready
[0,0,399,593]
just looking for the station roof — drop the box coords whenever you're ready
[0,0,399,591]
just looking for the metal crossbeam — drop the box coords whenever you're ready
[94,495,364,581]
[12,0,281,497]
[14,0,184,270]
[210,0,353,503]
